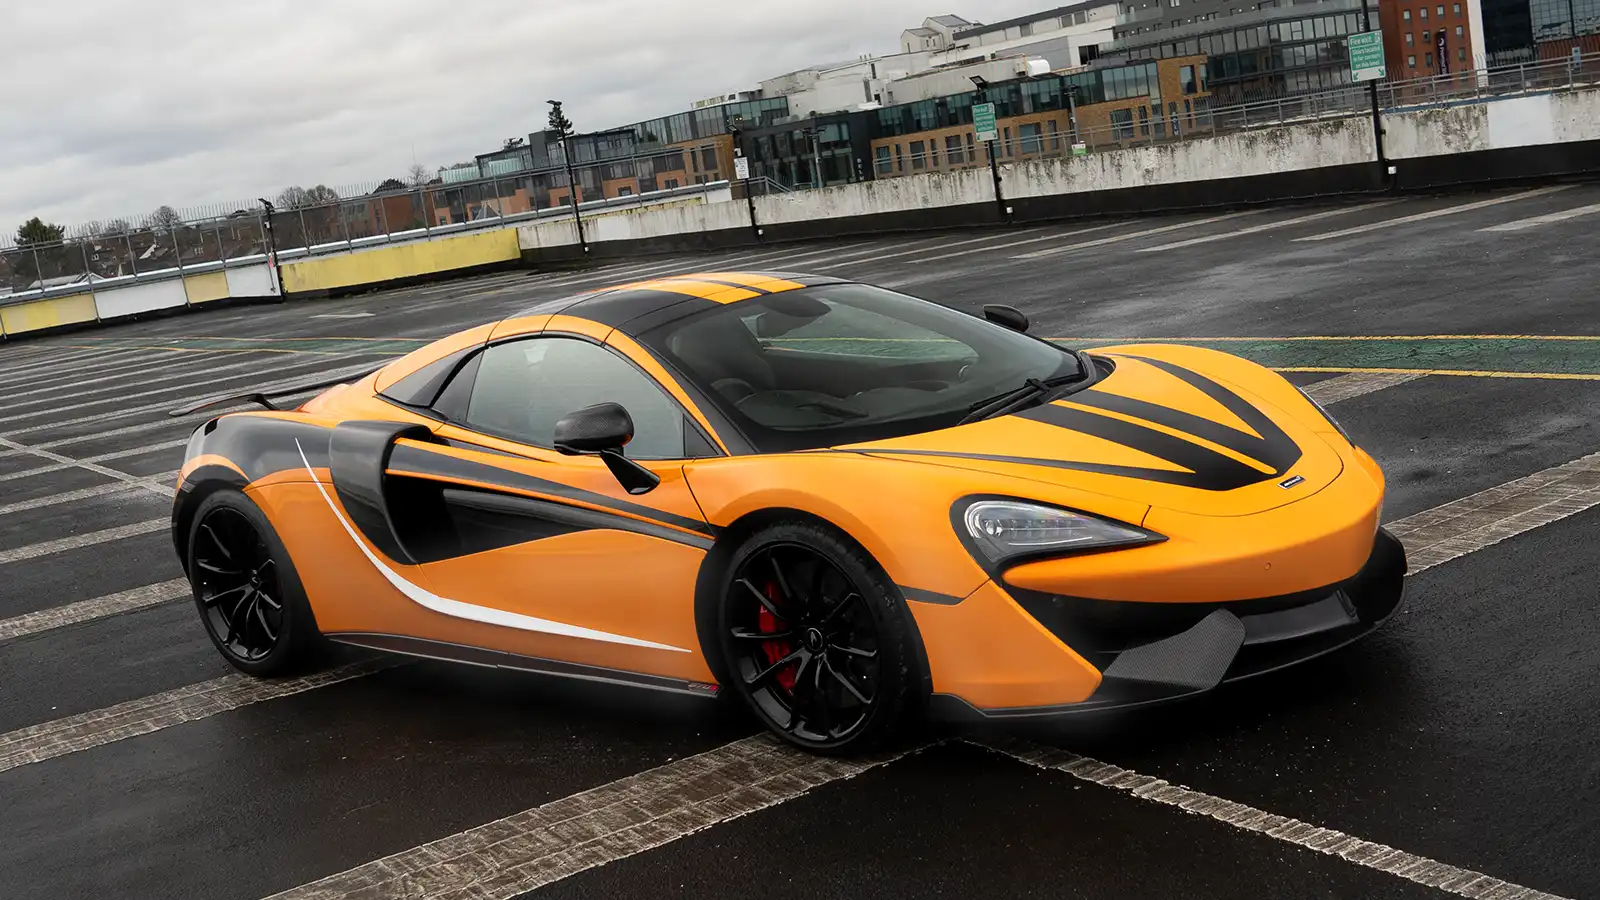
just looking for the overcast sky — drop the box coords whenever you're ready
[3,0,1049,235]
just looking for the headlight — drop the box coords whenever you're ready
[958,498,1162,568]
[1294,384,1354,444]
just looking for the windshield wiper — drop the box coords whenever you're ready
[959,371,1087,426]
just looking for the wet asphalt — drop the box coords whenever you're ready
[0,181,1598,899]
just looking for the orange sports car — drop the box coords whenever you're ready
[172,272,1405,754]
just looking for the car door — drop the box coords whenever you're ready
[393,332,723,687]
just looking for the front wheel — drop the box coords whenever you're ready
[187,489,323,677]
[715,521,925,755]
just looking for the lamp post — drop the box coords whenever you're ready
[970,75,1009,224]
[548,100,589,254]
[258,198,282,296]
[728,115,762,242]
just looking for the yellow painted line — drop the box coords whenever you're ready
[1274,366,1600,381]
[1057,335,1600,342]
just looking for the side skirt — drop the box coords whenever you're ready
[327,632,722,698]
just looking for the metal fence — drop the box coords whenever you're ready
[1,142,731,302]
[5,56,1597,303]
[884,55,1600,177]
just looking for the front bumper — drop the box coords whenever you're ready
[930,527,1407,721]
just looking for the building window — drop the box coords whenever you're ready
[1047,120,1061,151]
[1425,51,1434,65]
[1138,105,1150,136]
[945,135,966,164]
[664,178,679,189]
[1436,5,1443,15]
[1458,47,1466,60]
[1019,123,1043,153]
[1455,25,1462,35]
[1406,32,1414,44]
[1423,29,1431,41]
[1169,0,1180,7]
[617,187,633,197]
[910,140,927,170]
[1180,64,1199,93]
[1402,8,1410,20]
[1408,54,1416,66]
[700,147,717,172]
[875,145,893,174]
[1452,2,1460,12]
[1110,108,1135,139]
[1420,6,1427,18]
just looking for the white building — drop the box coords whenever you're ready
[900,14,983,52]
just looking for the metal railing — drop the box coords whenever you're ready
[2,143,731,304]
[878,55,1600,177]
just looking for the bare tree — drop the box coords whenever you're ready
[407,163,431,187]
[276,186,311,209]
[146,205,184,235]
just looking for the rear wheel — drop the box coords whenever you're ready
[715,521,923,754]
[187,490,322,677]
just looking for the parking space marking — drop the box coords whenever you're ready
[0,438,194,485]
[1389,450,1600,575]
[1015,211,1263,259]
[0,349,225,397]
[0,471,176,517]
[1137,201,1402,252]
[986,738,1570,900]
[0,352,359,423]
[898,222,1124,266]
[1479,200,1600,232]
[263,735,916,900]
[311,313,376,319]
[0,349,166,389]
[0,659,396,775]
[0,437,171,498]
[0,518,168,566]
[0,351,260,409]
[810,229,1048,270]
[1294,186,1574,242]
[1303,371,1426,404]
[0,578,191,642]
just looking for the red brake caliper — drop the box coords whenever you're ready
[758,581,798,691]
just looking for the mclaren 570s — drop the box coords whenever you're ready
[171,272,1404,754]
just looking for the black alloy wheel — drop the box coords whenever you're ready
[718,523,923,753]
[193,506,285,663]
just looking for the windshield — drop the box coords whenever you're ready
[635,283,1083,453]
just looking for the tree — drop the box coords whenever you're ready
[146,205,184,235]
[304,185,340,205]
[406,163,431,187]
[374,178,406,193]
[276,186,311,209]
[101,219,132,236]
[15,217,65,248]
[547,101,573,140]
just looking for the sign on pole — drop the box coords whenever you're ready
[1348,30,1387,82]
[734,155,750,180]
[973,102,999,143]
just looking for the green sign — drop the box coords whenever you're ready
[1348,30,1386,82]
[973,102,998,142]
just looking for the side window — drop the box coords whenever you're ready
[461,338,686,460]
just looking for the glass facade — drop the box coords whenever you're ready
[873,63,1163,138]
[1531,0,1600,41]
[1112,2,1365,100]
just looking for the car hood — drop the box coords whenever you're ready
[841,349,1345,518]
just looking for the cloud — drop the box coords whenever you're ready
[1,1,1046,233]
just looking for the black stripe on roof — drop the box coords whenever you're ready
[563,289,717,328]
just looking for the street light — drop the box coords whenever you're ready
[547,99,589,254]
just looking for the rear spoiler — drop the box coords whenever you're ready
[167,368,383,418]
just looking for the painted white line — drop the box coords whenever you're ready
[0,438,196,485]
[21,358,387,449]
[1015,211,1264,259]
[0,348,164,386]
[1304,371,1426,405]
[720,238,936,271]
[0,437,172,499]
[0,472,176,516]
[1138,201,1403,252]
[1478,200,1600,232]
[810,229,1048,270]
[0,350,259,409]
[904,222,1124,266]
[1388,450,1600,575]
[0,348,236,396]
[0,659,397,775]
[986,738,1572,900]
[311,313,376,319]
[1294,186,1574,242]
[264,735,917,900]
[0,351,350,421]
[0,518,168,566]
[0,578,191,642]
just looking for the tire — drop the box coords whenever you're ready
[714,519,925,755]
[186,489,324,677]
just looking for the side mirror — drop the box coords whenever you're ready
[983,304,1030,333]
[552,402,661,495]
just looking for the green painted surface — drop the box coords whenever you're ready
[1068,337,1600,375]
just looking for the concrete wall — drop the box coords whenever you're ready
[1006,117,1376,198]
[0,261,278,338]
[278,228,521,294]
[755,169,993,226]
[1385,90,1600,159]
